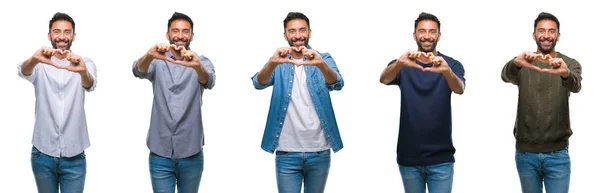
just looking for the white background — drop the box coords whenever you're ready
[1,0,598,192]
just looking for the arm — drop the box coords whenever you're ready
[561,58,582,93]
[443,70,465,94]
[197,56,216,89]
[79,58,96,91]
[501,58,520,85]
[380,59,404,85]
[319,54,343,90]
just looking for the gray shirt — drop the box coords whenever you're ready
[17,54,98,157]
[133,51,215,159]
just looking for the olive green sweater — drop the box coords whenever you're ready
[501,52,582,152]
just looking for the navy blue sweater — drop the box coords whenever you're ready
[387,52,465,166]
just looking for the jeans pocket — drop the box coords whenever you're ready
[31,150,41,160]
[515,150,527,158]
[316,149,331,157]
[551,149,570,159]
[276,151,289,157]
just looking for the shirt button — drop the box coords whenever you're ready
[276,135,279,138]
[280,122,283,125]
[283,108,286,110]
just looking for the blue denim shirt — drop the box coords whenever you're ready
[251,48,344,153]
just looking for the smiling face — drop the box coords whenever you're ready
[413,20,440,53]
[534,19,560,55]
[48,20,75,50]
[284,19,311,50]
[167,19,194,50]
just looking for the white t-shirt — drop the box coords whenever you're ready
[276,61,330,152]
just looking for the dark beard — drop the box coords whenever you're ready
[170,39,191,50]
[536,39,557,55]
[51,40,71,50]
[416,40,437,53]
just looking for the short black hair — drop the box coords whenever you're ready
[414,12,440,32]
[534,12,560,32]
[49,12,75,33]
[168,12,194,32]
[283,12,310,30]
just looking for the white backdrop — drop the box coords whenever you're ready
[1,0,597,192]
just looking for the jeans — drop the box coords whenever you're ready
[276,149,331,193]
[398,162,454,193]
[149,150,204,193]
[31,146,86,193]
[515,148,570,193]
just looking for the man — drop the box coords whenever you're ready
[251,12,344,193]
[501,12,581,193]
[379,12,465,193]
[18,12,97,193]
[132,12,216,193]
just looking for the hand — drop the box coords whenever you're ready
[513,51,542,71]
[32,47,69,68]
[269,47,295,66]
[147,43,176,63]
[396,50,429,71]
[424,55,451,74]
[62,52,87,74]
[169,45,186,60]
[172,50,203,70]
[298,47,325,66]
[540,58,569,78]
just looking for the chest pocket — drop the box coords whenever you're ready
[309,68,328,94]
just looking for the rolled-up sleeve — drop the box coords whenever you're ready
[83,57,98,92]
[132,59,156,81]
[322,53,343,91]
[17,62,37,83]
[251,60,275,90]
[199,55,216,89]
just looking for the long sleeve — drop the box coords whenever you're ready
[561,58,582,93]
[501,58,520,85]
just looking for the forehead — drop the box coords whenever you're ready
[286,19,308,29]
[416,20,438,30]
[169,19,192,29]
[51,20,73,30]
[536,19,558,29]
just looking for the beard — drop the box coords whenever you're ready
[287,36,309,50]
[416,38,437,53]
[170,37,191,50]
[535,37,557,55]
[51,38,72,50]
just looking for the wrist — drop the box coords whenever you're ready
[561,69,570,79]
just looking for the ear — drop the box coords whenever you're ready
[556,32,561,42]
[437,32,441,42]
[308,28,312,39]
[166,32,170,42]
[190,32,195,42]
[532,32,536,41]
[413,32,417,41]
[48,32,52,42]
[283,30,287,41]
[72,32,76,43]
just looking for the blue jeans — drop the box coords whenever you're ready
[515,148,570,193]
[398,162,454,193]
[275,150,331,193]
[149,151,204,193]
[31,146,86,193]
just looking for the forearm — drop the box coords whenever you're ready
[501,59,520,84]
[195,65,209,86]
[317,60,337,85]
[562,63,582,93]
[257,62,277,85]
[79,70,94,89]
[443,70,464,94]
[380,61,403,84]
[21,57,39,76]
[136,53,154,73]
